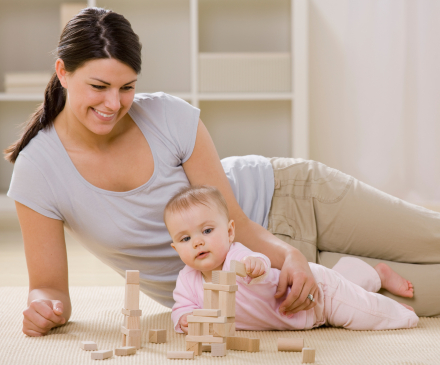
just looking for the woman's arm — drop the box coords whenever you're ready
[182,119,319,315]
[15,202,71,336]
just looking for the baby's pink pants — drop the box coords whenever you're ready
[311,257,419,330]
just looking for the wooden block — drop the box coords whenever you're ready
[121,333,126,346]
[167,351,194,359]
[247,338,260,352]
[211,343,227,357]
[226,336,249,351]
[203,290,219,309]
[193,309,221,317]
[202,323,212,335]
[219,291,235,317]
[302,348,315,363]
[115,346,136,356]
[80,341,97,351]
[278,338,304,352]
[230,260,247,277]
[212,271,236,285]
[121,326,141,337]
[188,322,202,336]
[127,335,141,350]
[186,341,202,355]
[125,284,140,310]
[187,315,227,324]
[91,350,112,360]
[149,329,166,343]
[212,322,235,337]
[126,270,140,284]
[121,308,142,317]
[186,335,227,344]
[203,283,238,292]
[124,315,140,329]
[202,344,211,352]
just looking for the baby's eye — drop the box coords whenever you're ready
[181,236,190,242]
[203,228,213,234]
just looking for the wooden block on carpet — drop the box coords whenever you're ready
[247,338,260,352]
[193,309,221,317]
[167,351,194,359]
[121,326,141,337]
[211,343,227,357]
[186,335,226,344]
[212,271,236,285]
[202,344,211,352]
[203,283,238,292]
[226,336,249,351]
[230,260,247,277]
[124,284,140,310]
[278,337,304,352]
[91,350,112,360]
[127,335,141,349]
[80,341,97,351]
[125,270,139,284]
[149,329,166,343]
[121,308,142,317]
[302,348,315,363]
[186,341,202,355]
[115,346,136,356]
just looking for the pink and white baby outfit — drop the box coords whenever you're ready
[172,242,418,332]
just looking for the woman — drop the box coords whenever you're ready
[4,8,440,337]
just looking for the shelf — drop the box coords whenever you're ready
[198,93,294,101]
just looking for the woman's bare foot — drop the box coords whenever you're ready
[374,263,414,298]
[400,303,415,312]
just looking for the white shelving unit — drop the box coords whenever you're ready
[0,0,309,192]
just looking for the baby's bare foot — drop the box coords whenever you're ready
[400,303,415,312]
[374,262,414,298]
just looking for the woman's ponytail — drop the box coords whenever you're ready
[3,7,142,164]
[4,73,65,163]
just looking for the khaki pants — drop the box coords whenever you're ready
[266,157,440,317]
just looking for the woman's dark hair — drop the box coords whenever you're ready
[4,7,142,163]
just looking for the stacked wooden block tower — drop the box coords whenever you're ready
[185,261,259,357]
[121,270,142,350]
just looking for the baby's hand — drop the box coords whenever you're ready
[179,313,190,334]
[241,256,266,278]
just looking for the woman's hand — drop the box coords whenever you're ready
[275,250,319,316]
[179,313,190,334]
[242,256,266,278]
[22,299,66,337]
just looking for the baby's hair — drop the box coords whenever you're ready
[164,185,230,225]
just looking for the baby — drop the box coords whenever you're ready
[164,185,419,333]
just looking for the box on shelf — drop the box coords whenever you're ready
[199,53,291,93]
[4,72,52,94]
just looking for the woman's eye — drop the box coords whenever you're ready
[91,84,105,90]
[122,86,134,91]
[203,228,213,234]
[181,237,190,242]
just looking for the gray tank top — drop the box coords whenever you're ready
[7,92,274,308]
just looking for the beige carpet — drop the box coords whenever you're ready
[1,287,439,365]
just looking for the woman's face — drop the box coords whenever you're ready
[56,58,138,136]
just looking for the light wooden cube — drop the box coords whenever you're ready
[230,260,247,277]
[193,309,221,317]
[203,289,219,309]
[167,351,194,359]
[127,335,141,349]
[126,270,140,284]
[302,348,315,363]
[186,341,202,355]
[115,346,136,356]
[125,284,140,310]
[211,343,227,357]
[124,315,140,329]
[121,326,141,337]
[278,338,304,352]
[219,291,235,317]
[80,341,97,351]
[91,350,112,360]
[212,271,236,285]
[149,329,166,343]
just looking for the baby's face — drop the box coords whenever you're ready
[167,202,234,274]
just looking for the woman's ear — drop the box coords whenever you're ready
[55,58,68,88]
[228,219,235,243]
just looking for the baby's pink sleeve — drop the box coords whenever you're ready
[171,273,201,333]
